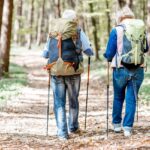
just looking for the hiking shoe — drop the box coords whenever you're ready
[69,128,80,134]
[124,130,131,137]
[113,123,121,133]
[58,135,69,141]
[123,127,132,137]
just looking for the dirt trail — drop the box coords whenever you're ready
[0,49,149,150]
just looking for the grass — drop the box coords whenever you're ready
[139,58,150,105]
[0,63,27,103]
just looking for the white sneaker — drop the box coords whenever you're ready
[123,127,132,137]
[113,124,121,133]
[124,130,131,137]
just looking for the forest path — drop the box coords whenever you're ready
[0,49,149,150]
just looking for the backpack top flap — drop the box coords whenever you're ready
[121,19,145,41]
[49,18,77,40]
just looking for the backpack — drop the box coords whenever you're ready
[46,18,83,76]
[120,19,146,68]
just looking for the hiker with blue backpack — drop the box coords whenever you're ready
[42,9,93,140]
[104,6,149,137]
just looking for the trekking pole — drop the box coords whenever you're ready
[84,57,91,130]
[137,96,138,122]
[106,61,110,138]
[46,69,51,136]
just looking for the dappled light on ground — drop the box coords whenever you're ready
[0,48,149,149]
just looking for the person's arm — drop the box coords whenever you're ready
[103,28,117,62]
[42,38,51,58]
[80,30,94,56]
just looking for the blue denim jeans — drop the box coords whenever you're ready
[51,75,81,138]
[112,67,144,128]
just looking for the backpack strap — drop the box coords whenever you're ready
[57,33,62,58]
[115,26,124,68]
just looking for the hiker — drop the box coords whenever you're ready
[104,6,149,137]
[42,9,93,140]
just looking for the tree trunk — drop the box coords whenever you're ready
[0,0,4,36]
[14,0,23,45]
[128,0,133,9]
[67,0,75,9]
[89,3,99,60]
[0,0,13,74]
[55,0,61,18]
[36,0,45,46]
[118,0,126,8]
[27,0,34,49]
[106,0,111,37]
[142,0,147,22]
[0,0,4,78]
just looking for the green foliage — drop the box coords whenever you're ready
[0,63,27,102]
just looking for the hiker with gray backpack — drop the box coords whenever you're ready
[104,6,149,137]
[42,9,93,140]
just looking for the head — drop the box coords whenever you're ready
[116,5,135,24]
[62,9,77,21]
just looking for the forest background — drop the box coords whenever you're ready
[0,0,150,149]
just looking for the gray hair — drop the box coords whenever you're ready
[62,9,77,20]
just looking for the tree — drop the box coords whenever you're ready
[89,2,99,60]
[14,0,23,45]
[128,0,133,9]
[67,0,75,9]
[142,0,147,22]
[0,0,4,36]
[105,0,111,37]
[0,0,4,78]
[0,0,14,73]
[27,0,34,49]
[55,0,61,18]
[118,0,126,8]
[36,0,45,46]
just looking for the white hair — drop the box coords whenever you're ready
[62,9,77,20]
